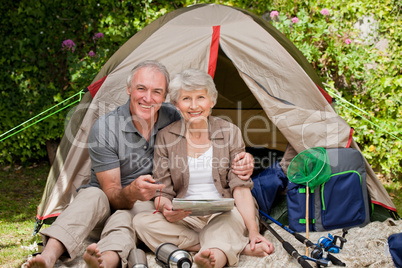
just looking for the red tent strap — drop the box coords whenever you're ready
[208,25,220,79]
[87,75,107,98]
[371,200,398,212]
[36,206,61,221]
[315,83,332,104]
[346,128,354,148]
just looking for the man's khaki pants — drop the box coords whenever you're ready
[40,187,153,267]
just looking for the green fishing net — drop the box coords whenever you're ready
[287,147,332,189]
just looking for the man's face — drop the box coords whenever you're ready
[126,67,167,124]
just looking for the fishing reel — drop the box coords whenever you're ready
[310,244,324,259]
[317,229,348,253]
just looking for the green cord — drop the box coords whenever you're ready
[2,85,401,143]
[325,87,402,142]
[0,90,84,142]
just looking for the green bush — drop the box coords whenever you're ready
[262,0,402,178]
[1,0,401,180]
[0,0,178,165]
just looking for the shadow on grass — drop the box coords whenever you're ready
[0,162,50,223]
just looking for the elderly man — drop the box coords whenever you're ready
[27,60,254,268]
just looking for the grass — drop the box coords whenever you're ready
[0,161,401,268]
[0,162,49,268]
[382,179,402,217]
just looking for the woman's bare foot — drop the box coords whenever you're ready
[83,243,104,268]
[26,254,51,268]
[242,242,272,257]
[194,249,216,268]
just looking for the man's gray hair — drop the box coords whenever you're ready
[169,68,218,105]
[126,60,170,95]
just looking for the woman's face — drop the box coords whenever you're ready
[175,88,215,123]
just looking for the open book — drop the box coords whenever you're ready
[172,198,234,216]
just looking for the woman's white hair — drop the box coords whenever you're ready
[169,68,218,105]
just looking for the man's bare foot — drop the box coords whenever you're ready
[194,249,216,268]
[26,238,64,268]
[83,243,104,268]
[26,254,51,268]
[241,242,272,257]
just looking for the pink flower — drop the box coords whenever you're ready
[93,32,104,43]
[291,17,299,24]
[270,11,279,20]
[320,8,330,16]
[88,51,96,57]
[345,39,352,45]
[61,39,76,52]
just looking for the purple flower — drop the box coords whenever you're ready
[93,32,104,42]
[320,8,330,16]
[88,51,96,57]
[345,39,352,45]
[291,17,299,24]
[62,39,76,52]
[270,11,279,20]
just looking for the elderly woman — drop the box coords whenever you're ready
[134,69,274,268]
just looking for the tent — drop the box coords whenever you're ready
[34,3,397,233]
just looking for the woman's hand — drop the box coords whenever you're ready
[248,230,275,255]
[161,202,192,223]
[233,187,275,256]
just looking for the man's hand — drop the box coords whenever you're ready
[232,152,254,180]
[97,168,165,209]
[128,175,165,202]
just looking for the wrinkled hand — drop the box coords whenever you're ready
[249,230,275,255]
[129,175,165,201]
[162,202,191,223]
[232,152,254,180]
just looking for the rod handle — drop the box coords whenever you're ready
[327,252,346,266]
[282,241,313,268]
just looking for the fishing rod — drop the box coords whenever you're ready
[259,210,346,267]
[302,255,330,267]
[260,220,313,268]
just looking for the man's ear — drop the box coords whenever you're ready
[126,86,131,95]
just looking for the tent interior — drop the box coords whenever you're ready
[211,46,287,175]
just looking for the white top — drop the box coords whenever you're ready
[185,146,222,199]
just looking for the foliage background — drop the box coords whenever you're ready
[0,0,401,179]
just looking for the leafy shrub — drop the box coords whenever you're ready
[0,0,177,165]
[1,0,401,181]
[259,0,402,179]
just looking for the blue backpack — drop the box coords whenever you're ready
[286,148,371,232]
[389,232,402,268]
